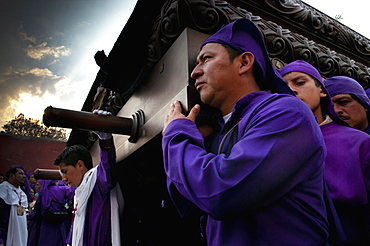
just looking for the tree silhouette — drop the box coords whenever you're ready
[1,113,67,140]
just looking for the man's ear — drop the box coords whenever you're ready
[76,160,85,171]
[319,85,327,98]
[239,52,255,75]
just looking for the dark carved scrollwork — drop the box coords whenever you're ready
[264,28,293,60]
[105,91,133,115]
[178,0,224,33]
[103,0,370,116]
[148,0,370,89]
[265,0,370,59]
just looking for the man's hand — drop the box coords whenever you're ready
[92,109,113,140]
[163,100,200,134]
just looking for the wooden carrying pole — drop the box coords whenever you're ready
[34,169,62,180]
[43,106,145,143]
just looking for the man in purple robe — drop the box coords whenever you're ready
[27,179,75,246]
[162,18,329,245]
[280,60,370,245]
[323,76,370,135]
[53,110,122,246]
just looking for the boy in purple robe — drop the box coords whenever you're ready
[323,76,370,135]
[162,18,330,245]
[280,60,370,245]
[53,110,122,246]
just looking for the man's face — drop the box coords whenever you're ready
[12,168,26,187]
[28,175,37,184]
[191,43,241,111]
[34,182,42,193]
[283,72,326,116]
[331,93,369,130]
[58,161,85,187]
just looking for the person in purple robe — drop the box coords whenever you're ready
[28,173,37,191]
[27,179,75,246]
[323,76,370,135]
[162,18,330,245]
[366,88,370,99]
[280,60,370,245]
[53,110,122,246]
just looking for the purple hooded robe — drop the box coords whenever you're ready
[81,141,117,246]
[27,180,75,246]
[162,19,329,246]
[280,60,370,244]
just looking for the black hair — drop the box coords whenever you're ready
[53,145,93,170]
[5,167,21,181]
[221,44,265,90]
[222,44,242,62]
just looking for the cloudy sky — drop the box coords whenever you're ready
[0,0,368,128]
[0,0,137,127]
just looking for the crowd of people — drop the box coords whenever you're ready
[1,18,370,246]
[0,110,122,246]
[0,165,76,246]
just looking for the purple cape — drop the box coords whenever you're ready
[163,91,329,245]
[27,179,75,246]
[320,122,370,243]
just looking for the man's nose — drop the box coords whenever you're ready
[191,65,202,79]
[333,103,342,114]
[287,85,298,96]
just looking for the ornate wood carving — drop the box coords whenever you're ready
[101,0,370,118]
[263,0,370,59]
[144,0,370,89]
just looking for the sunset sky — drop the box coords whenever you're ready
[0,0,136,127]
[0,0,368,129]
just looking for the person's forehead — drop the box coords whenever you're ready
[284,71,312,81]
[16,168,24,174]
[199,43,224,54]
[332,93,353,101]
[59,162,76,170]
[59,162,68,168]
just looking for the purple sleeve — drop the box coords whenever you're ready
[95,139,117,194]
[66,186,76,200]
[162,98,325,219]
